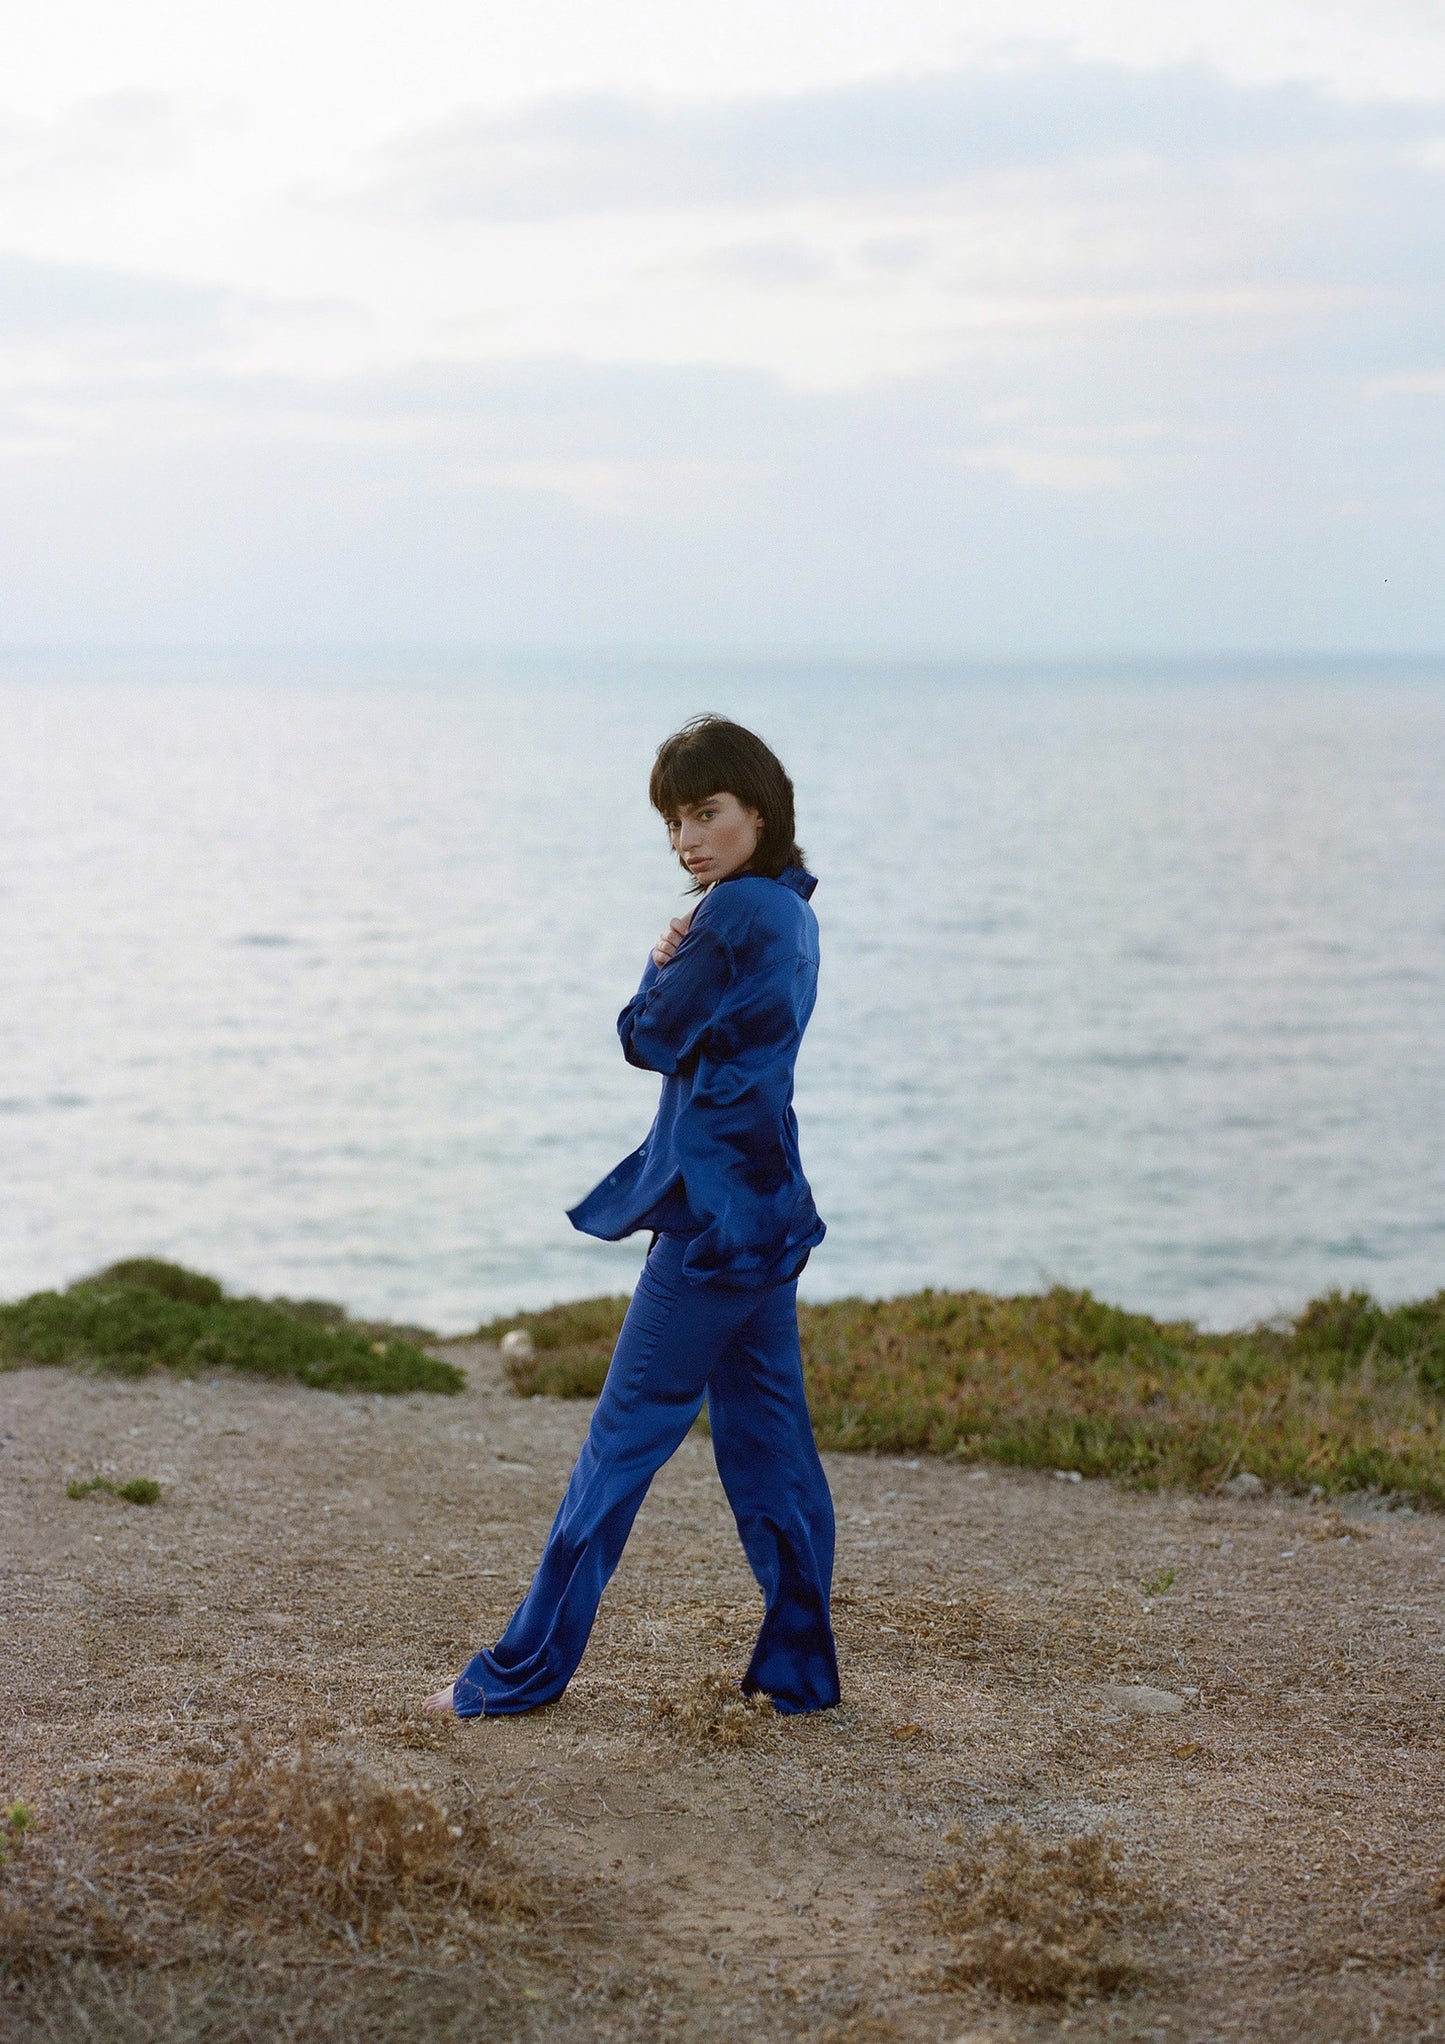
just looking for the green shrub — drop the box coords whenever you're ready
[0,1264,461,1396]
[66,1476,162,1505]
[1290,1287,1445,1387]
[86,1259,226,1307]
[0,1800,30,1866]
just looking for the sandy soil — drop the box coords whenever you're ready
[3,1343,1443,2042]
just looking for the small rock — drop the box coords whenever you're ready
[498,1328,536,1360]
[1221,1471,1265,1498]
[1099,1683,1187,1715]
[1053,1468,1083,1483]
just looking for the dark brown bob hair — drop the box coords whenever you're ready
[649,714,806,887]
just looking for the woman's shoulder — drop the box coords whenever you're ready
[696,869,819,949]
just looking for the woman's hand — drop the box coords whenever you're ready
[652,909,695,968]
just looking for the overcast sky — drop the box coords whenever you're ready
[2,0,1443,655]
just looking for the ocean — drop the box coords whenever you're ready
[3,654,1443,1333]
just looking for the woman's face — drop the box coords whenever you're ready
[665,791,763,884]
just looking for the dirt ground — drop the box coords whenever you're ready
[3,1342,1443,2043]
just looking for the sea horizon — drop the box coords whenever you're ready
[4,650,1444,1333]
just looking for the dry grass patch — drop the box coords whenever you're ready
[0,1743,536,1975]
[0,1956,549,2044]
[927,1824,1164,2003]
[651,1671,780,1749]
[834,1584,1121,1690]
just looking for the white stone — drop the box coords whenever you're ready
[499,1328,536,1360]
[1221,1471,1266,1498]
[1099,1683,1187,1715]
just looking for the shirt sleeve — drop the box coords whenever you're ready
[616,924,735,1075]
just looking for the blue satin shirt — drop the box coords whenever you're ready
[567,864,826,1289]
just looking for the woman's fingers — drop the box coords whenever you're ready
[652,908,696,968]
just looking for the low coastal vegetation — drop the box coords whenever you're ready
[483,1284,1445,1505]
[0,1259,462,1396]
[66,1476,162,1505]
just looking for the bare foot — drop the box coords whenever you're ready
[422,1683,456,1716]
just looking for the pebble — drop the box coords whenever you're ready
[499,1329,536,1360]
[1221,1471,1266,1498]
[1099,1683,1187,1715]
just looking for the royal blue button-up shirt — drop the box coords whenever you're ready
[567,864,826,1289]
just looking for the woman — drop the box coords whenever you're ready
[425,714,838,1719]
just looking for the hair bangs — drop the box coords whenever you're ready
[648,739,726,821]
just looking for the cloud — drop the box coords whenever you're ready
[460,456,734,514]
[366,61,1434,220]
[0,253,232,341]
[0,395,1426,658]
[1370,370,1445,398]
[0,309,1437,656]
[960,443,1129,492]
[0,46,1441,654]
[0,91,192,186]
[665,238,831,287]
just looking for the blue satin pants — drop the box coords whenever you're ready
[452,1234,840,1717]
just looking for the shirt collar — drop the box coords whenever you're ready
[714,862,817,898]
[778,864,818,899]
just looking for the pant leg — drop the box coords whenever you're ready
[705,1283,841,1715]
[453,1235,761,1717]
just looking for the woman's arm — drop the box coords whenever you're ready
[618,914,734,1075]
